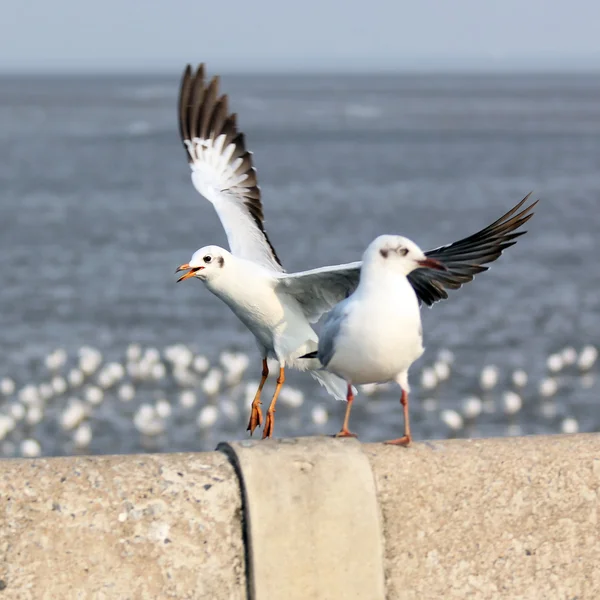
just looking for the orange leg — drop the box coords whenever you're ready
[335,383,358,438]
[247,359,268,436]
[385,388,412,446]
[262,367,285,439]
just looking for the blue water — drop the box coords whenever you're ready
[0,72,598,456]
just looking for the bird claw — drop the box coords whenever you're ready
[246,403,263,436]
[384,435,411,446]
[334,429,358,439]
[262,411,275,439]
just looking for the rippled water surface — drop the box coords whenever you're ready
[0,72,598,456]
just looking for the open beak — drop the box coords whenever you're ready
[417,257,447,271]
[175,263,203,282]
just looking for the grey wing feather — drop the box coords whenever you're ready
[409,193,538,306]
[317,303,349,368]
[275,262,361,322]
[277,194,537,318]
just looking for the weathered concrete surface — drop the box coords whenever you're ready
[221,437,385,600]
[365,434,600,600]
[0,452,245,600]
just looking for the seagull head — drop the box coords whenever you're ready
[363,235,447,276]
[176,246,230,283]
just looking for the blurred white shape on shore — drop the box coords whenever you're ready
[561,417,579,434]
[437,349,455,365]
[61,399,88,431]
[220,351,250,386]
[279,386,304,408]
[38,383,54,401]
[0,415,16,440]
[118,383,135,402]
[74,423,92,448]
[0,378,15,396]
[462,396,482,419]
[143,347,161,364]
[539,377,558,397]
[193,355,210,374]
[26,406,44,426]
[79,350,102,376]
[68,368,84,388]
[197,405,219,429]
[480,365,499,390]
[85,386,104,406]
[179,390,196,409]
[511,369,528,388]
[420,367,438,390]
[155,399,172,419]
[434,361,451,382]
[441,409,463,431]
[561,346,577,366]
[502,391,522,415]
[9,403,25,421]
[578,345,597,371]
[21,439,42,458]
[202,368,223,397]
[151,362,166,381]
[51,376,67,395]
[546,353,564,373]
[173,367,196,387]
[165,344,194,369]
[134,404,164,436]
[360,383,379,396]
[311,405,328,425]
[126,343,142,362]
[19,385,39,405]
[45,348,67,372]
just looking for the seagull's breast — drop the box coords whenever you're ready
[206,269,287,352]
[327,280,424,385]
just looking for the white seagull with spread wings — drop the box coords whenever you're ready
[175,64,537,439]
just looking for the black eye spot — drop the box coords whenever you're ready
[203,255,212,264]
[399,247,409,257]
[380,249,389,258]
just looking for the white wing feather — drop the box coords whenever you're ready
[179,65,283,272]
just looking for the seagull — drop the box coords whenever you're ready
[175,63,537,439]
[301,236,461,444]
[301,236,444,444]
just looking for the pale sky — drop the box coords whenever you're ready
[2,0,599,72]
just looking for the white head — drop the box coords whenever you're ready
[362,235,447,276]
[176,246,231,283]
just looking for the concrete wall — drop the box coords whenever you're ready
[1,434,599,599]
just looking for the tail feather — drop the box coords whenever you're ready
[309,369,355,402]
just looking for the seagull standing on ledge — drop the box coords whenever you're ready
[175,63,537,439]
[301,237,442,445]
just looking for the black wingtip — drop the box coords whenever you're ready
[299,351,319,360]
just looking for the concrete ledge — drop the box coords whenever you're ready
[1,434,599,599]
[220,437,386,600]
[0,453,246,599]
[366,434,600,599]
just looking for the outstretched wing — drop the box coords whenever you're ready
[276,194,537,319]
[276,262,362,323]
[408,193,537,306]
[178,64,283,272]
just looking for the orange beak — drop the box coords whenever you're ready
[175,263,203,282]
